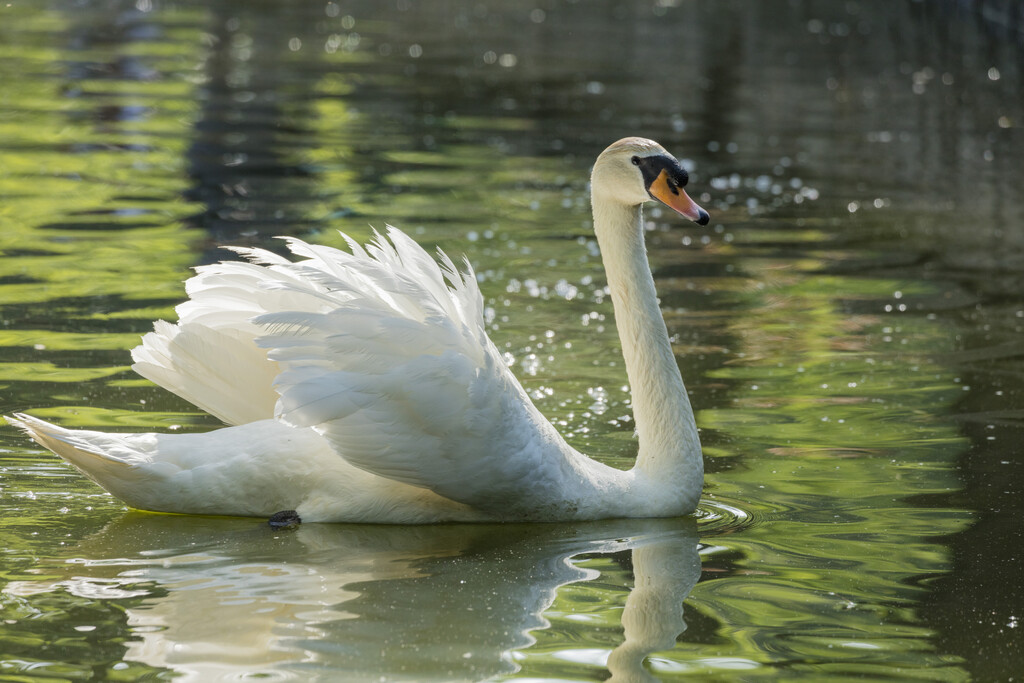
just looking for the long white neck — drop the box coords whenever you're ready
[592,196,703,506]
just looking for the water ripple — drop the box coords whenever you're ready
[695,497,757,536]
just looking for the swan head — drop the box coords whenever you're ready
[592,137,710,226]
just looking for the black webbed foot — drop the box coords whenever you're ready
[268,509,301,530]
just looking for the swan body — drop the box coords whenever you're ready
[8,137,709,523]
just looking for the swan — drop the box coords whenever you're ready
[7,137,709,523]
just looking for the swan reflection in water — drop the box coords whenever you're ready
[5,515,701,682]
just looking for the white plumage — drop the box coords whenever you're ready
[8,137,708,523]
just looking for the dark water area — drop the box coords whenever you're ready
[1,0,1023,680]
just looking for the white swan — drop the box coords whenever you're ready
[7,137,709,523]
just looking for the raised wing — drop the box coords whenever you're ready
[253,228,579,515]
[134,227,581,515]
[132,241,347,426]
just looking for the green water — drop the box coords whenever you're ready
[1,0,1022,680]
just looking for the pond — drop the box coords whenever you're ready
[1,0,1022,680]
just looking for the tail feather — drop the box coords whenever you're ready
[5,413,173,503]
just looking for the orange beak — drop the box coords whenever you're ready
[648,170,710,225]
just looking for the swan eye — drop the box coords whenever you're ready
[631,156,640,166]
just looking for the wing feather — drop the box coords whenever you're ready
[129,228,578,514]
[250,231,577,512]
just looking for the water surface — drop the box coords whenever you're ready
[1,1,1022,680]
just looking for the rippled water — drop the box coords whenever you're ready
[2,0,1023,680]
